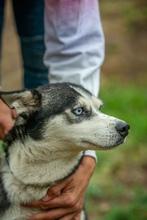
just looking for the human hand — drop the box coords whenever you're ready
[0,99,16,140]
[26,156,96,220]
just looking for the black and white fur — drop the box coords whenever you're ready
[0,83,130,220]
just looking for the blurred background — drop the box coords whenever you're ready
[1,0,147,219]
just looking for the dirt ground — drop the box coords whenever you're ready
[1,1,22,90]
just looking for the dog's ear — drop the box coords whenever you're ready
[0,89,42,117]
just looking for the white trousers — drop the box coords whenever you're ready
[44,0,105,97]
[44,0,105,160]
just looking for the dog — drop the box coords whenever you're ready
[0,83,130,220]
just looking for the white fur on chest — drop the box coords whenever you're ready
[7,137,83,186]
[1,142,83,219]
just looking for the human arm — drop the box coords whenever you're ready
[0,99,17,140]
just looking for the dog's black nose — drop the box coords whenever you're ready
[115,121,130,137]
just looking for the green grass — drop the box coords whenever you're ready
[86,81,147,219]
[0,140,3,153]
[101,84,147,144]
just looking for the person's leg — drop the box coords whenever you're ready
[44,0,105,96]
[12,0,48,89]
[0,0,5,87]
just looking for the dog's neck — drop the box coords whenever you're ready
[2,122,84,204]
[4,138,84,187]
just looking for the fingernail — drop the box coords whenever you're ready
[42,194,50,202]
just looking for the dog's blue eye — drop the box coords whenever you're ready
[73,107,83,116]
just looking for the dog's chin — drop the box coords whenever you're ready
[82,137,126,151]
[103,139,125,150]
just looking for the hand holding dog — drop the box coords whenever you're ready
[0,99,16,140]
[27,156,96,220]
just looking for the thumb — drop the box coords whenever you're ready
[43,178,71,201]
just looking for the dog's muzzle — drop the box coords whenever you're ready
[115,121,130,138]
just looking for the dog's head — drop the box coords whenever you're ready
[0,83,130,185]
[1,83,130,152]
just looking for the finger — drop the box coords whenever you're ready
[12,109,17,119]
[0,126,9,140]
[1,118,14,133]
[23,200,44,209]
[40,190,78,210]
[25,187,76,210]
[0,127,4,138]
[24,179,70,209]
[46,177,73,200]
[24,188,72,210]
[0,130,5,140]
[60,212,81,220]
[28,207,75,220]
[42,184,63,201]
[40,180,69,204]
[36,194,69,210]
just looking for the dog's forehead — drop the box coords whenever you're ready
[38,83,90,100]
[69,84,102,108]
[38,83,102,109]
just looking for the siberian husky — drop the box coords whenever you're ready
[0,83,130,220]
